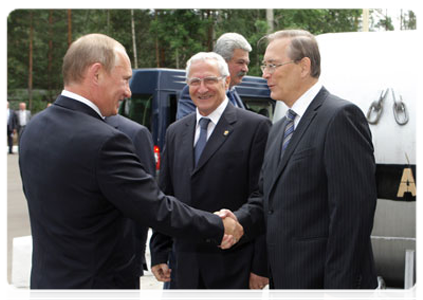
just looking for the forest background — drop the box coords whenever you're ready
[7,9,417,113]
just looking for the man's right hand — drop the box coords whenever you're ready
[218,209,244,249]
[151,263,171,282]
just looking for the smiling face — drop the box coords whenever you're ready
[262,38,304,107]
[188,59,230,116]
[97,50,132,116]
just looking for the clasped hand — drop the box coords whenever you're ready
[215,208,243,250]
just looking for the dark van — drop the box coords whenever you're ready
[119,68,273,170]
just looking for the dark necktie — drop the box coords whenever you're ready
[227,90,237,107]
[281,109,297,156]
[195,118,210,166]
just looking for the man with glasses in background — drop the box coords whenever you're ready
[176,33,251,120]
[150,52,271,289]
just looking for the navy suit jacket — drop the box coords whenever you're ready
[150,103,271,288]
[19,95,224,289]
[236,87,378,289]
[105,114,156,276]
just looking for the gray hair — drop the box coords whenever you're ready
[62,33,126,85]
[265,29,321,78]
[185,52,230,78]
[213,33,252,61]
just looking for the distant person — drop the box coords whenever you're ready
[219,29,378,289]
[19,33,243,289]
[150,52,271,289]
[105,114,156,280]
[16,102,31,143]
[176,33,251,120]
[7,101,17,154]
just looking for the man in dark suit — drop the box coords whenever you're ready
[18,33,243,289]
[220,29,378,289]
[150,52,271,289]
[7,101,17,154]
[176,33,251,120]
[105,114,155,280]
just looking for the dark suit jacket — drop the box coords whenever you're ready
[8,109,17,132]
[105,114,156,276]
[18,95,224,289]
[150,102,271,289]
[236,87,378,289]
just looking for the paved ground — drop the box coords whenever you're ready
[5,152,267,300]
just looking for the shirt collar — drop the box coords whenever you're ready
[61,90,104,119]
[291,81,322,119]
[196,97,229,127]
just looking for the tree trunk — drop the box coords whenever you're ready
[48,10,53,93]
[155,11,160,67]
[28,12,33,110]
[67,9,72,47]
[131,10,138,69]
[266,9,274,33]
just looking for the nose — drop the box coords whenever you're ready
[197,81,209,93]
[124,83,132,98]
[243,63,249,73]
[262,70,271,80]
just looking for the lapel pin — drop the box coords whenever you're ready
[224,130,229,136]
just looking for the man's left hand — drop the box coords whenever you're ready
[249,272,269,289]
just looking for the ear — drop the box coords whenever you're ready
[299,57,312,78]
[87,63,103,85]
[224,75,231,90]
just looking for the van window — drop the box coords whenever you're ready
[121,94,152,131]
[243,97,275,119]
[168,93,178,125]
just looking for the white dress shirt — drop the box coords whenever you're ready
[193,98,229,146]
[290,81,322,129]
[61,90,104,119]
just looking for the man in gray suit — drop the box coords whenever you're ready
[16,102,31,143]
[220,29,377,289]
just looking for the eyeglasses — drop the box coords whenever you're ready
[187,76,225,87]
[260,60,295,74]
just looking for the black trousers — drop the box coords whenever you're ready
[7,128,13,153]
[175,277,262,300]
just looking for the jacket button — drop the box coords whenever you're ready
[268,210,274,215]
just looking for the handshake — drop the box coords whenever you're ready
[215,209,244,250]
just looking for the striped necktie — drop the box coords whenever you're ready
[195,118,210,166]
[281,109,297,155]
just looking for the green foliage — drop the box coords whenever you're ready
[7,8,415,114]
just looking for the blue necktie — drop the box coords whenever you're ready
[195,118,210,166]
[281,109,297,156]
[227,90,237,107]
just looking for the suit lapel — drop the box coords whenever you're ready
[182,114,197,174]
[269,87,328,194]
[192,103,236,175]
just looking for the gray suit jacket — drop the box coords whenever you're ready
[236,87,377,289]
